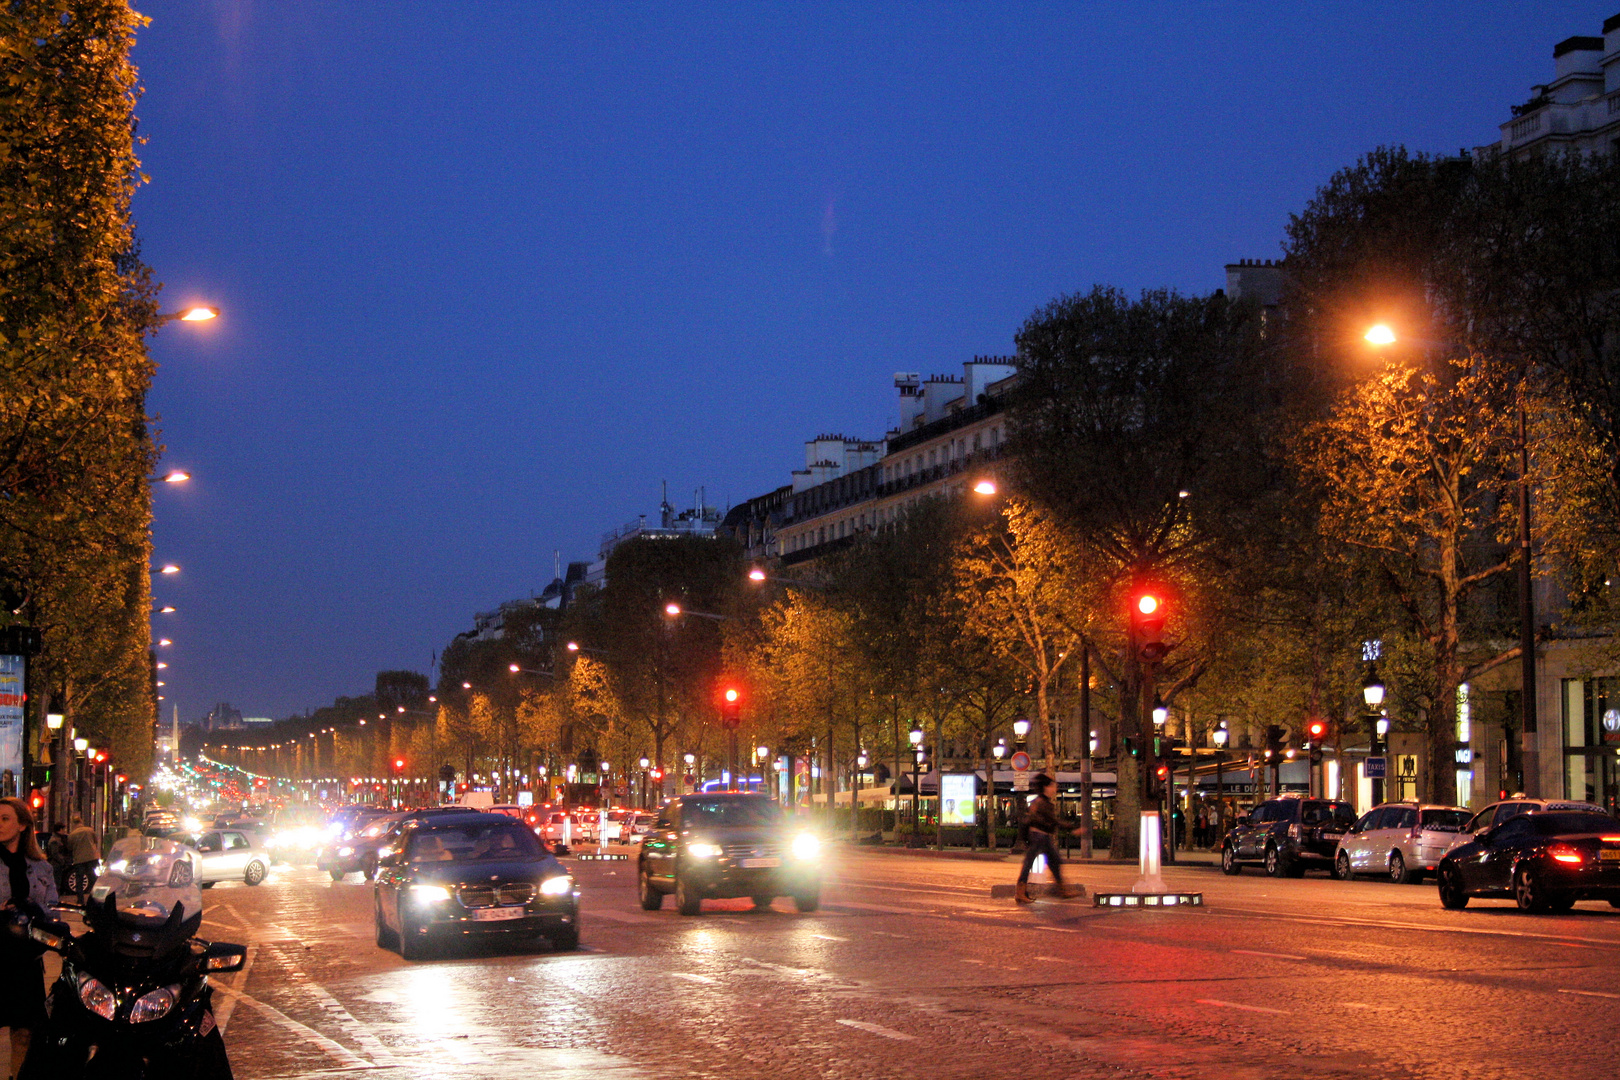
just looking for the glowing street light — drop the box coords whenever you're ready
[159,564,180,575]
[972,478,998,496]
[158,470,190,484]
[1364,323,1397,346]
[748,568,767,582]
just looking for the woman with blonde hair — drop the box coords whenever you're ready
[0,797,57,1078]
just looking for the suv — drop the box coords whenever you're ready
[1220,797,1357,877]
[637,793,822,915]
[1333,802,1470,883]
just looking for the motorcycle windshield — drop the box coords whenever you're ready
[91,836,203,929]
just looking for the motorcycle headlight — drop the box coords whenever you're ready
[539,875,573,896]
[130,984,180,1023]
[77,974,117,1021]
[686,842,721,858]
[791,833,820,860]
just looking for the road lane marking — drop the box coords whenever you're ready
[960,958,986,964]
[1559,989,1620,1000]
[1230,949,1306,961]
[1035,926,1079,934]
[212,942,257,1033]
[869,930,908,938]
[669,973,717,984]
[209,985,375,1069]
[1034,955,1065,963]
[1196,998,1289,1016]
[1209,906,1620,949]
[277,951,398,1066]
[836,1019,917,1041]
[811,934,848,941]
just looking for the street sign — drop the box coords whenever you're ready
[1009,751,1031,771]
[1012,770,1030,792]
[1364,756,1387,779]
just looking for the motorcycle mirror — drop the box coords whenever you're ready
[28,924,66,951]
[201,942,247,972]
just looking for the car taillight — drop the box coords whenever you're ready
[1548,843,1583,865]
[1288,824,1301,839]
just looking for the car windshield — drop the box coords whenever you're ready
[1300,801,1354,826]
[359,818,396,839]
[1419,809,1470,830]
[406,822,543,863]
[684,798,779,827]
[1532,812,1618,835]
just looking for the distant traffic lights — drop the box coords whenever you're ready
[1131,589,1168,663]
[1305,719,1327,745]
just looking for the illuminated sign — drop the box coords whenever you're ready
[940,773,976,826]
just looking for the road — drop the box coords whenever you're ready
[153,849,1620,1079]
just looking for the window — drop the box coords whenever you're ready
[406,822,542,863]
[655,805,680,830]
[1355,811,1378,833]
[684,798,780,827]
[196,831,222,853]
[222,832,250,851]
[1465,805,1497,833]
[1392,808,1417,830]
[1495,803,1527,822]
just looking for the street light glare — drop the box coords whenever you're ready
[158,638,171,647]
[160,563,180,574]
[179,306,218,322]
[748,568,767,582]
[972,479,997,496]
[665,603,682,616]
[566,641,580,651]
[162,470,190,483]
[509,663,521,672]
[1364,323,1397,346]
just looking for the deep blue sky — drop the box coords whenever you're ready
[136,2,1609,721]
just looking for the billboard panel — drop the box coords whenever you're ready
[940,772,976,825]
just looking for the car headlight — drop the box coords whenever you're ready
[337,846,354,857]
[540,875,574,896]
[687,842,721,858]
[77,974,117,1020]
[791,833,820,860]
[408,884,452,903]
[130,984,180,1023]
[182,817,201,833]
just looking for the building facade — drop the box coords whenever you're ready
[1493,17,1620,158]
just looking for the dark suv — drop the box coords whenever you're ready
[637,793,822,915]
[1221,797,1357,877]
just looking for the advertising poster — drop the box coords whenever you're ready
[0,655,23,799]
[940,773,977,826]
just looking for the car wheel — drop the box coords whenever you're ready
[1264,844,1286,878]
[1334,851,1353,881]
[362,854,379,882]
[1514,863,1549,913]
[674,874,702,916]
[329,867,347,882]
[751,895,774,910]
[1437,863,1469,909]
[1220,846,1241,875]
[243,860,267,886]
[374,897,397,949]
[1388,851,1408,885]
[638,866,664,911]
[793,887,821,913]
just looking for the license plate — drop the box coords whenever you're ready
[472,906,526,921]
[1323,833,1342,841]
[740,857,780,869]
[1600,849,1620,863]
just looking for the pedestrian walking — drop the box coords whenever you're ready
[0,796,59,1079]
[1014,775,1079,904]
[66,816,100,905]
[43,826,69,897]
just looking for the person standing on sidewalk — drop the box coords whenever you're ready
[1015,776,1079,904]
[65,816,99,904]
[0,796,59,1078]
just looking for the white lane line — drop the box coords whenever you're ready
[209,985,375,1069]
[213,942,257,1033]
[1230,949,1306,961]
[1559,988,1620,1000]
[836,1019,917,1041]
[1033,955,1065,963]
[1196,998,1288,1016]
[1035,926,1079,934]
[869,930,908,938]
[669,973,717,984]
[960,959,986,965]
[811,934,848,941]
[277,952,398,1066]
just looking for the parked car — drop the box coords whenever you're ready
[1436,807,1620,911]
[1444,798,1610,855]
[637,793,822,915]
[1220,796,1358,877]
[372,812,579,959]
[176,828,270,887]
[1333,802,1471,883]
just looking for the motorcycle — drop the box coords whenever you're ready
[13,836,246,1080]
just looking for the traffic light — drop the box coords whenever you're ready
[393,758,405,770]
[1151,762,1170,800]
[1264,724,1285,759]
[1131,589,1168,663]
[1305,719,1327,764]
[720,686,742,729]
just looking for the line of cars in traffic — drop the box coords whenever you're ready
[1218,793,1620,913]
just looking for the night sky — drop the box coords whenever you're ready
[135,2,1609,721]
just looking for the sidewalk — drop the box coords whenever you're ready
[842,841,1221,867]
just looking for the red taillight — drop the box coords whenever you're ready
[1548,843,1584,865]
[1602,836,1620,843]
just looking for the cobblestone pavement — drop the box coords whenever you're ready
[108,848,1620,1080]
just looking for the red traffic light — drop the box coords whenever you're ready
[1137,594,1160,615]
[1307,720,1327,741]
[394,758,405,769]
[723,687,740,703]
[1155,764,1170,780]
[1131,586,1169,663]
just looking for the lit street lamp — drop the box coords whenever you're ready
[908,727,925,839]
[1364,665,1387,806]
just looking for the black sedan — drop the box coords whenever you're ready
[1436,809,1620,912]
[373,813,579,959]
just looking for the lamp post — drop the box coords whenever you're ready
[853,751,867,842]
[1151,698,1172,859]
[1364,667,1387,807]
[756,745,771,800]
[1212,722,1229,837]
[684,752,696,793]
[908,727,924,841]
[990,740,1006,851]
[639,757,651,810]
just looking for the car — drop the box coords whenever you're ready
[265,804,328,864]
[1436,807,1620,912]
[637,793,822,916]
[1220,796,1358,877]
[1334,802,1471,883]
[177,828,271,887]
[1444,798,1609,855]
[321,808,492,881]
[372,812,579,959]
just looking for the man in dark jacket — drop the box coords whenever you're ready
[1015,775,1079,903]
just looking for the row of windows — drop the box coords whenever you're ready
[882,426,1001,485]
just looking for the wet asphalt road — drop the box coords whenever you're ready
[186,848,1620,1080]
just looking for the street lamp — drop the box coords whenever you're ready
[1011,718,1030,750]
[908,726,925,838]
[972,478,998,496]
[1212,723,1229,828]
[639,756,651,810]
[1364,666,1387,806]
[1152,698,1169,728]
